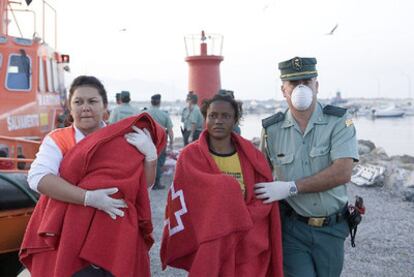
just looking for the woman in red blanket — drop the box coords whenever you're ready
[161,92,284,276]
[21,75,162,277]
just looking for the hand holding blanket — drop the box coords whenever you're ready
[84,187,128,219]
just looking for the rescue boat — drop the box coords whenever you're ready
[0,0,69,274]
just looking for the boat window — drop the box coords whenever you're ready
[5,53,32,91]
[52,60,59,93]
[0,144,9,157]
[45,58,54,92]
[38,56,46,92]
[0,36,7,44]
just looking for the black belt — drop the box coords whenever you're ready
[280,201,349,227]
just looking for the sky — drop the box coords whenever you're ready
[9,0,414,101]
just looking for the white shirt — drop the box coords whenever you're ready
[28,123,105,192]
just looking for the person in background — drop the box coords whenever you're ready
[108,90,139,123]
[256,56,358,277]
[105,92,121,124]
[180,92,203,145]
[146,93,174,190]
[115,92,121,105]
[0,147,13,169]
[161,93,283,276]
[180,92,193,145]
[21,75,159,276]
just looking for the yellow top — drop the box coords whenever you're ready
[210,150,245,195]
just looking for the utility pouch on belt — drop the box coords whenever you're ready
[347,196,365,247]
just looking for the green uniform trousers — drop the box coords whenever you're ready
[282,211,349,277]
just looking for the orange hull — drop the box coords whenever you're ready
[0,208,33,254]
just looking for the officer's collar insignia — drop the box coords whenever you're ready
[345,119,353,127]
[292,57,302,71]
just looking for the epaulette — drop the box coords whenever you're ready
[323,105,347,117]
[262,112,285,128]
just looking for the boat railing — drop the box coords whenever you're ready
[0,135,40,172]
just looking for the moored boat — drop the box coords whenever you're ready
[371,106,405,118]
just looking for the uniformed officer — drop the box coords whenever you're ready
[181,93,204,145]
[115,92,121,105]
[108,91,139,123]
[254,57,359,277]
[147,94,174,189]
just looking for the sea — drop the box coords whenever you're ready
[170,114,414,157]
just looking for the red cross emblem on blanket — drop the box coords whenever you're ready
[164,183,188,236]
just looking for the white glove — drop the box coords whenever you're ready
[254,181,297,204]
[124,126,157,161]
[84,187,128,220]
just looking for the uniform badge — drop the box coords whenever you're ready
[345,119,353,127]
[292,57,302,71]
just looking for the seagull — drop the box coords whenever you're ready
[326,24,338,35]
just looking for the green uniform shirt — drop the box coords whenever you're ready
[147,106,173,130]
[108,103,139,124]
[181,105,203,131]
[261,102,358,217]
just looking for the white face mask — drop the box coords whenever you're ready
[290,84,313,111]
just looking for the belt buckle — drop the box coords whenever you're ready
[308,217,326,227]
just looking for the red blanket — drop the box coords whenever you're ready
[160,131,283,277]
[20,113,166,277]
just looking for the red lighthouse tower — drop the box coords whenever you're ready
[185,31,224,105]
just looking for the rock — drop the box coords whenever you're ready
[371,147,388,157]
[358,139,376,153]
[359,147,390,164]
[393,155,414,164]
[358,144,371,155]
[353,144,414,203]
[384,164,407,190]
[403,171,414,188]
[402,189,414,202]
